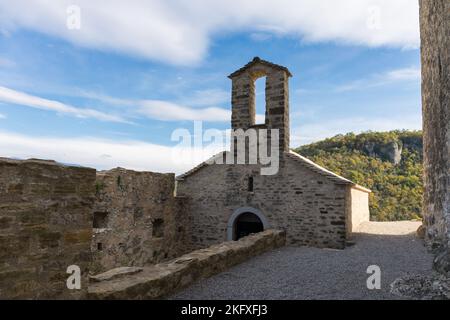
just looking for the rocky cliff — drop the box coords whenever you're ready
[295,130,423,221]
[298,130,422,165]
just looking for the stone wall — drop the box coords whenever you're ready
[346,186,371,235]
[88,229,286,299]
[177,58,370,251]
[420,0,450,275]
[229,57,290,153]
[0,158,95,299]
[177,154,351,250]
[91,168,190,274]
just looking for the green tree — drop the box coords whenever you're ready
[294,130,423,221]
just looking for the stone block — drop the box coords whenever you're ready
[88,229,286,299]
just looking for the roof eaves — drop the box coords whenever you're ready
[228,57,292,78]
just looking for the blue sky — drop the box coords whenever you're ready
[0,0,421,173]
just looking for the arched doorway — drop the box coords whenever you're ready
[227,207,269,241]
[234,212,264,240]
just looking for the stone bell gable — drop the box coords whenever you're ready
[177,58,371,250]
[229,57,291,153]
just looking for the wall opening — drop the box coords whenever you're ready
[93,212,108,228]
[233,212,264,240]
[97,243,103,251]
[227,207,269,241]
[248,176,254,192]
[254,76,266,125]
[152,218,164,238]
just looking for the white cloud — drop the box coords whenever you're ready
[255,114,266,124]
[0,130,222,174]
[335,66,421,92]
[0,86,128,122]
[385,67,421,81]
[0,57,15,68]
[77,90,232,122]
[291,114,422,146]
[0,85,236,123]
[250,33,273,42]
[0,113,422,175]
[76,90,133,107]
[0,113,6,119]
[138,100,231,122]
[77,90,266,123]
[182,89,229,107]
[0,0,420,65]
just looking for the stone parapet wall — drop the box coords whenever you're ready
[88,229,286,299]
[0,159,193,299]
[0,158,95,299]
[91,168,190,274]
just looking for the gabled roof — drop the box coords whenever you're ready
[287,151,371,192]
[176,150,371,193]
[176,152,227,181]
[228,57,293,78]
[286,151,352,184]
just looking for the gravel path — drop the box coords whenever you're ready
[171,221,433,300]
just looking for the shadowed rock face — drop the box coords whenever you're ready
[420,0,450,274]
[362,141,403,164]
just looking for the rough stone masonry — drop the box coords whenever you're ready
[91,168,190,274]
[391,0,450,299]
[420,0,450,275]
[0,160,193,299]
[177,58,371,250]
[88,230,286,300]
[0,158,95,299]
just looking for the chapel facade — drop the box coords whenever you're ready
[176,58,371,250]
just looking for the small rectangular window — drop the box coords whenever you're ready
[93,212,108,228]
[152,218,164,238]
[97,243,103,251]
[248,176,254,192]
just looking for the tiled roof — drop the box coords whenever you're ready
[228,57,293,78]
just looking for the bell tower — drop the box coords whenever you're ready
[228,57,292,153]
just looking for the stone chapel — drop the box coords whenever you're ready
[176,57,371,250]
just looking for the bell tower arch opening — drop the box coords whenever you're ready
[255,76,267,125]
[228,57,292,154]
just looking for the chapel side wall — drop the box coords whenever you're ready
[176,154,348,250]
[348,187,370,233]
[91,168,190,274]
[0,158,95,299]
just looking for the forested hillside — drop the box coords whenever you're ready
[295,130,423,221]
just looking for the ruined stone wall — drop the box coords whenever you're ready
[177,154,349,250]
[0,158,95,299]
[91,168,190,274]
[88,230,286,300]
[420,0,450,274]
